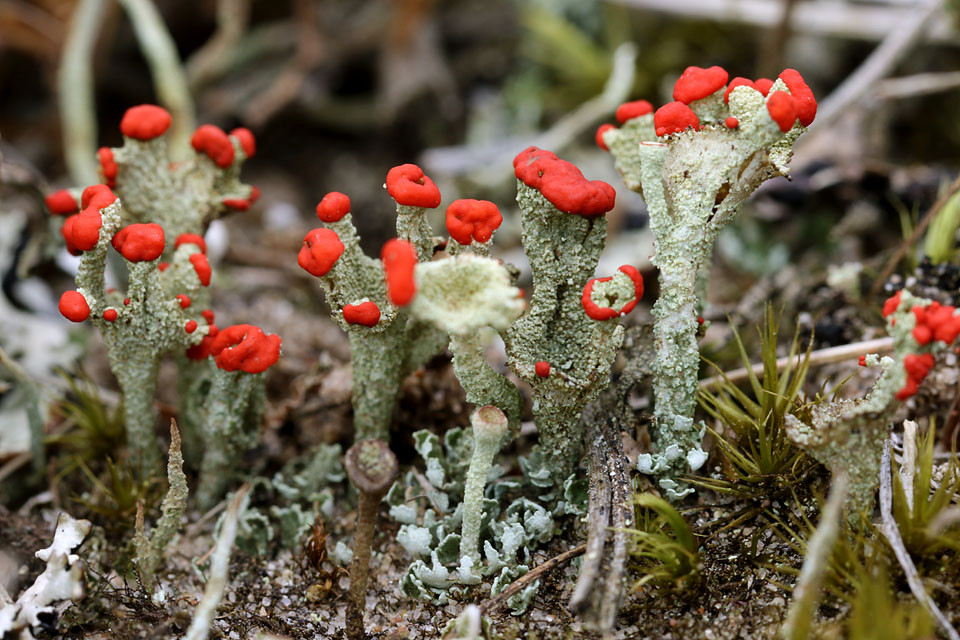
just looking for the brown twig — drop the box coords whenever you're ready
[871,172,960,297]
[478,544,586,615]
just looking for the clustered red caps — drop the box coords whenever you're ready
[385,164,441,209]
[209,324,282,374]
[98,148,117,187]
[223,185,260,211]
[175,233,207,254]
[316,192,351,223]
[298,228,344,277]
[381,238,418,306]
[911,302,960,345]
[654,102,700,137]
[230,127,256,158]
[120,105,172,141]
[45,190,78,216]
[513,147,616,217]
[581,265,644,321]
[777,69,817,127]
[672,66,729,104]
[61,185,116,254]
[445,199,503,245]
[190,253,212,286]
[112,223,165,262]
[59,290,90,323]
[342,301,381,327]
[615,100,654,124]
[191,124,235,168]
[898,353,935,401]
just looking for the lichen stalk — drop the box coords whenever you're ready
[459,406,508,565]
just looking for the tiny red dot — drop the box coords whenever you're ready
[103,309,118,322]
[725,116,739,128]
[176,294,191,308]
[185,320,198,333]
[123,298,131,305]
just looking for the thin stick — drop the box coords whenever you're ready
[780,472,847,640]
[871,173,960,297]
[116,0,196,158]
[184,483,250,640]
[879,441,960,640]
[58,0,105,185]
[479,544,586,615]
[699,337,893,390]
[801,0,940,138]
[875,71,960,100]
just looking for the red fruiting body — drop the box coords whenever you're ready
[673,66,729,104]
[654,102,700,137]
[97,150,118,188]
[535,361,551,377]
[81,184,116,210]
[186,330,218,361]
[697,316,705,325]
[62,186,114,253]
[595,124,615,151]
[103,308,118,322]
[342,301,381,327]
[723,77,755,102]
[513,147,616,217]
[381,238,418,306]
[176,294,191,308]
[581,265,644,321]
[911,302,960,345]
[229,127,256,157]
[897,352,935,400]
[112,223,165,262]
[120,105,172,141]
[882,291,902,317]
[202,309,215,324]
[766,92,797,132]
[385,164,442,208]
[249,186,261,203]
[778,69,817,127]
[615,100,653,124]
[858,354,867,367]
[298,228,344,277]
[59,291,90,322]
[209,324,282,374]
[190,253,212,286]
[158,262,170,271]
[191,124,235,168]
[175,233,207,254]
[316,192,352,222]
[97,148,118,187]
[754,78,774,96]
[123,297,131,305]
[725,116,739,128]
[46,190,78,216]
[223,197,251,210]
[185,320,198,333]
[445,199,503,245]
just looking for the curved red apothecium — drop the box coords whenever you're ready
[673,66,728,104]
[615,100,653,124]
[445,199,503,245]
[385,164,441,209]
[513,147,615,217]
[654,102,700,137]
[191,124,235,168]
[112,223,165,262]
[120,105,172,141]
[382,238,418,306]
[59,291,90,323]
[317,192,351,223]
[342,301,381,327]
[210,324,282,374]
[581,265,644,321]
[298,228,344,278]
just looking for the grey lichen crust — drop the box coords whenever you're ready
[604,81,807,498]
[305,206,447,441]
[108,130,255,251]
[785,290,944,514]
[503,182,625,483]
[73,199,210,477]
